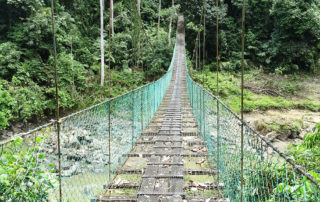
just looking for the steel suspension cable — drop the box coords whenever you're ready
[240,0,246,201]
[202,0,207,143]
[50,0,62,201]
[108,0,112,183]
[215,0,220,187]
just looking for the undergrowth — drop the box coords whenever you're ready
[191,69,320,113]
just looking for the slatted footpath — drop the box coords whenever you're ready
[96,16,228,202]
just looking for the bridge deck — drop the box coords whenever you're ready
[97,16,228,202]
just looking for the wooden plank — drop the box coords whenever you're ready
[186,198,230,202]
[172,165,183,176]
[169,178,184,193]
[128,153,209,157]
[144,165,158,176]
[139,178,156,192]
[96,196,137,202]
[137,196,158,202]
[154,178,169,193]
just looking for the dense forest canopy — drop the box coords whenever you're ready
[0,0,319,131]
[0,0,176,130]
[181,0,320,73]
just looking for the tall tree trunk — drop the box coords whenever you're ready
[157,0,161,38]
[110,0,114,35]
[137,0,141,68]
[168,0,174,46]
[137,0,141,16]
[100,0,105,86]
[71,37,74,86]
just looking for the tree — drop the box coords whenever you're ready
[168,0,174,46]
[157,0,161,37]
[100,0,105,86]
[137,0,140,16]
[110,0,114,35]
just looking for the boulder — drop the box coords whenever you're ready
[68,135,81,149]
[265,131,278,142]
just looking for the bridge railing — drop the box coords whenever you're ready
[0,45,176,202]
[185,60,320,201]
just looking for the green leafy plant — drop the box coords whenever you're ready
[287,123,320,172]
[0,136,57,201]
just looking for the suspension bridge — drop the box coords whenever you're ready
[1,16,320,202]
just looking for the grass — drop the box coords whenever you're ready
[48,172,111,202]
[184,157,210,170]
[191,69,320,113]
[184,175,215,183]
[122,157,147,169]
[184,174,219,198]
[254,118,303,135]
[102,188,137,196]
[113,174,141,183]
[185,189,219,197]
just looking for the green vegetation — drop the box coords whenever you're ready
[254,118,303,137]
[0,136,56,201]
[184,175,215,183]
[184,157,210,170]
[191,69,320,113]
[102,188,137,197]
[0,0,320,200]
[0,0,177,130]
[262,124,320,201]
[182,0,320,73]
[113,174,141,183]
[287,123,320,173]
[185,189,219,197]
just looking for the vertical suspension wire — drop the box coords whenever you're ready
[50,0,62,201]
[198,3,204,131]
[202,0,206,140]
[100,0,105,86]
[141,89,144,130]
[216,0,220,187]
[240,0,246,201]
[108,0,112,183]
[132,91,135,150]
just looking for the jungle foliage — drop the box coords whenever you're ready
[180,0,320,74]
[0,0,177,130]
[0,0,319,130]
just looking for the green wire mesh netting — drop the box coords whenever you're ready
[185,61,320,201]
[0,45,176,202]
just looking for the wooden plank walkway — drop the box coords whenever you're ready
[96,16,228,202]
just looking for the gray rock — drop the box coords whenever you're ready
[68,135,81,149]
[62,164,79,177]
[277,133,291,141]
[66,149,87,161]
[265,131,279,141]
[7,131,14,137]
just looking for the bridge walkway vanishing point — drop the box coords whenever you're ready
[96,16,228,202]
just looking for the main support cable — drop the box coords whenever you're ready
[108,0,112,183]
[202,0,207,150]
[240,0,246,201]
[215,0,220,187]
[50,1,62,201]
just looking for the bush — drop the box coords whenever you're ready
[287,123,320,173]
[0,81,13,130]
[0,136,56,201]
